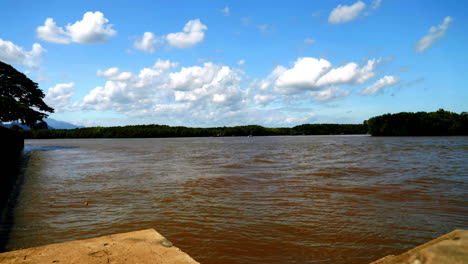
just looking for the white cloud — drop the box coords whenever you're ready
[274,57,380,95]
[221,6,230,16]
[97,67,133,81]
[133,32,158,53]
[237,60,246,65]
[310,87,351,102]
[304,38,315,44]
[248,65,287,106]
[36,11,116,44]
[254,94,275,105]
[169,63,246,108]
[415,16,453,53]
[36,18,70,44]
[166,19,207,48]
[275,58,332,94]
[329,1,366,24]
[250,65,286,93]
[315,62,359,86]
[45,82,75,111]
[0,38,45,69]
[247,57,382,103]
[78,60,247,125]
[153,59,179,71]
[372,0,382,10]
[359,75,400,95]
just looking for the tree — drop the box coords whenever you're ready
[0,61,54,127]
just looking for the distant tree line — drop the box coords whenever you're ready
[366,109,468,136]
[19,123,367,139]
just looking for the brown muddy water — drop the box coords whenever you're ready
[1,136,467,263]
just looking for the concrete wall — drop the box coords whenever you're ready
[0,126,24,163]
[0,126,24,219]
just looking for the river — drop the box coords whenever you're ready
[1,136,467,263]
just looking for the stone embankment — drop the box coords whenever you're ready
[0,126,24,167]
[0,126,24,212]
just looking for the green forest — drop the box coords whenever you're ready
[19,124,367,139]
[7,109,468,139]
[366,109,468,136]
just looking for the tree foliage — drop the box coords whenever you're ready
[0,61,54,127]
[366,109,468,136]
[20,123,367,139]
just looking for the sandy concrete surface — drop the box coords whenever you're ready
[370,229,468,264]
[0,229,199,264]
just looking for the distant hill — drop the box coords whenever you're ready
[0,121,30,130]
[0,118,84,130]
[44,118,84,129]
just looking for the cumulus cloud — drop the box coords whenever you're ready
[169,63,246,108]
[36,11,116,44]
[45,82,75,111]
[274,57,380,95]
[237,60,246,66]
[77,60,247,125]
[36,18,70,44]
[259,66,286,93]
[329,1,366,24]
[310,87,351,101]
[318,58,380,86]
[247,57,385,104]
[0,38,45,69]
[415,16,453,53]
[153,59,179,71]
[97,67,133,81]
[359,75,400,95]
[254,94,275,105]
[133,32,158,53]
[166,19,207,48]
[275,58,331,94]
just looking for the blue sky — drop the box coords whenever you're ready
[1,0,466,127]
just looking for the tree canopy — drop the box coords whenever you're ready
[0,61,54,127]
[20,123,367,139]
[366,109,468,136]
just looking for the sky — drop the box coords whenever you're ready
[1,0,466,127]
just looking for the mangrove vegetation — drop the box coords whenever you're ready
[366,109,468,136]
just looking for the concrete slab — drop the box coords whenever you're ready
[370,229,468,264]
[0,229,199,264]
